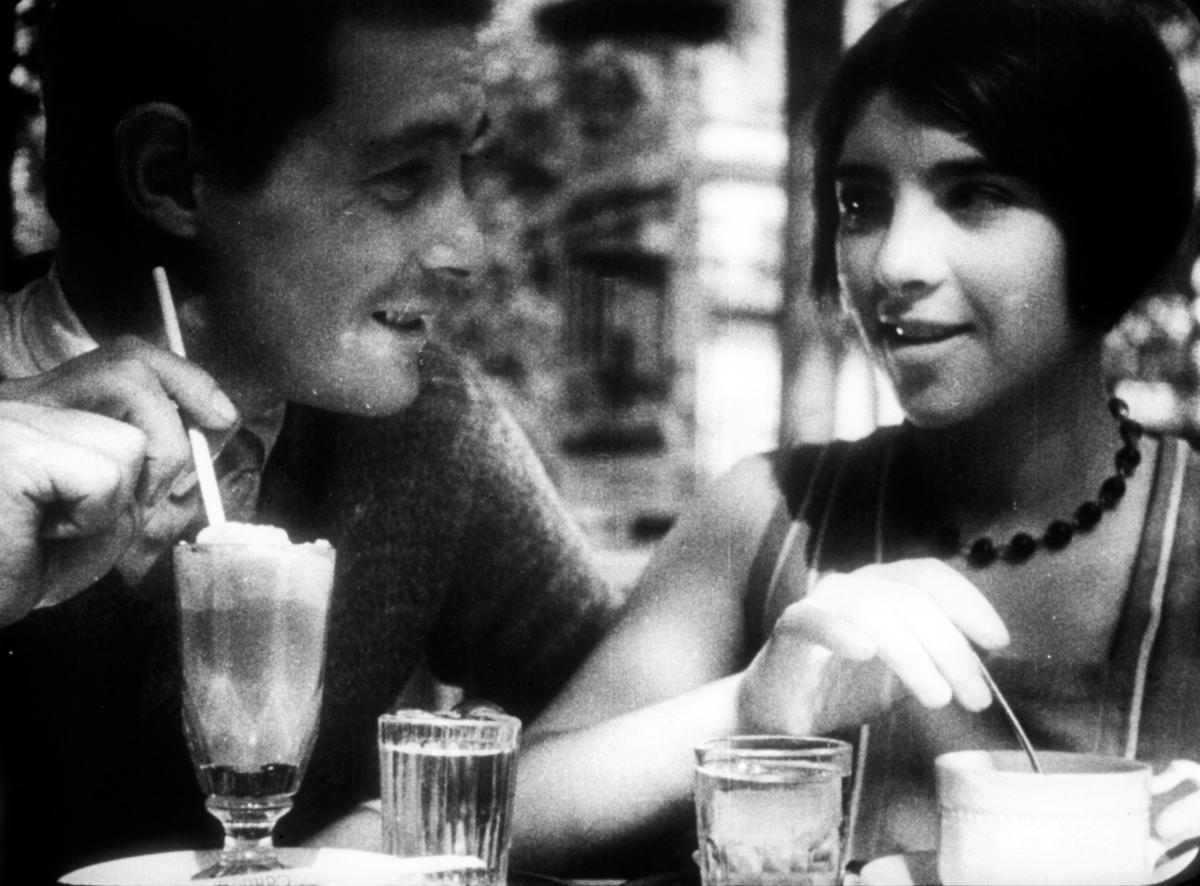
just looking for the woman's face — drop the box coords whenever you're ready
[835,92,1089,428]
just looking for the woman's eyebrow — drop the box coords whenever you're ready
[926,157,1003,182]
[834,161,888,182]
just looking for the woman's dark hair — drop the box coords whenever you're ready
[811,0,1197,331]
[39,0,492,240]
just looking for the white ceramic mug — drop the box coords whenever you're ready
[935,750,1182,886]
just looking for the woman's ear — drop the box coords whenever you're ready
[115,102,200,239]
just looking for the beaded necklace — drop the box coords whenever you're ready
[929,397,1143,568]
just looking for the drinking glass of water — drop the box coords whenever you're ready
[378,707,521,885]
[695,736,853,886]
[175,531,336,878]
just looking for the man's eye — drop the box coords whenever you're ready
[372,163,434,208]
[836,186,890,232]
[461,147,488,198]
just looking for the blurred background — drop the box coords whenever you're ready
[1,0,1199,584]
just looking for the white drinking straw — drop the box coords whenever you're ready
[151,266,226,527]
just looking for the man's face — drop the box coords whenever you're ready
[191,19,486,416]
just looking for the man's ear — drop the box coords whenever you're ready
[115,102,200,239]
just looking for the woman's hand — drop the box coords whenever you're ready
[737,557,1010,735]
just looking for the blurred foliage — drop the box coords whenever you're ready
[1106,289,1200,392]
[1104,1,1200,412]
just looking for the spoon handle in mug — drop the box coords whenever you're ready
[974,653,1044,774]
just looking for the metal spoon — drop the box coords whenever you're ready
[974,652,1044,774]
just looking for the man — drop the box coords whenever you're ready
[0,1,617,881]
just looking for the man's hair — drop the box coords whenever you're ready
[39,0,492,239]
[810,0,1197,332]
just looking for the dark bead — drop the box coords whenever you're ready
[1005,532,1037,562]
[967,537,998,568]
[1115,445,1141,476]
[1043,519,1075,550]
[1119,419,1143,445]
[1108,397,1129,419]
[1075,500,1103,531]
[1098,474,1126,508]
[933,524,961,556]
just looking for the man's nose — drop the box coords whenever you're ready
[420,193,486,282]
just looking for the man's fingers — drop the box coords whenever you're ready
[1,401,145,520]
[105,336,239,430]
[0,409,145,621]
[2,339,236,504]
[3,336,238,432]
[25,419,144,535]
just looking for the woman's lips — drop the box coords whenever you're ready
[879,319,971,347]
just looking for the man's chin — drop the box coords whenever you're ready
[290,379,421,417]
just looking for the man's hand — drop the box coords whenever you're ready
[1,336,238,505]
[0,338,237,626]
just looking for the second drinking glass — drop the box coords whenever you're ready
[378,708,521,886]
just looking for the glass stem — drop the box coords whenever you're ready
[209,802,290,869]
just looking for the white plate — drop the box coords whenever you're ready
[858,851,939,886]
[857,850,1195,886]
[59,847,485,885]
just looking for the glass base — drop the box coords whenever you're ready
[194,852,287,879]
[196,796,293,879]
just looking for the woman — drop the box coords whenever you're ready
[511,0,1200,875]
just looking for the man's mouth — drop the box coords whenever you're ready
[372,309,427,334]
[879,319,970,347]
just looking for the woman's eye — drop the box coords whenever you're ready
[836,186,890,232]
[372,162,434,209]
[944,181,1015,219]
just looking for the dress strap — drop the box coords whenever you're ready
[1124,437,1190,759]
[742,444,837,654]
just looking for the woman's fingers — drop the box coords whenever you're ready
[798,559,1007,712]
[875,558,1011,649]
[890,590,992,710]
[783,587,878,660]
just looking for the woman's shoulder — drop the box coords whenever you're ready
[687,427,904,556]
[744,425,905,510]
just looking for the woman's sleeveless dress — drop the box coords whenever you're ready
[742,428,1200,863]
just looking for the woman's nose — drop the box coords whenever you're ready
[872,194,946,298]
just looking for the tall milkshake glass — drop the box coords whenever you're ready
[175,525,335,878]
